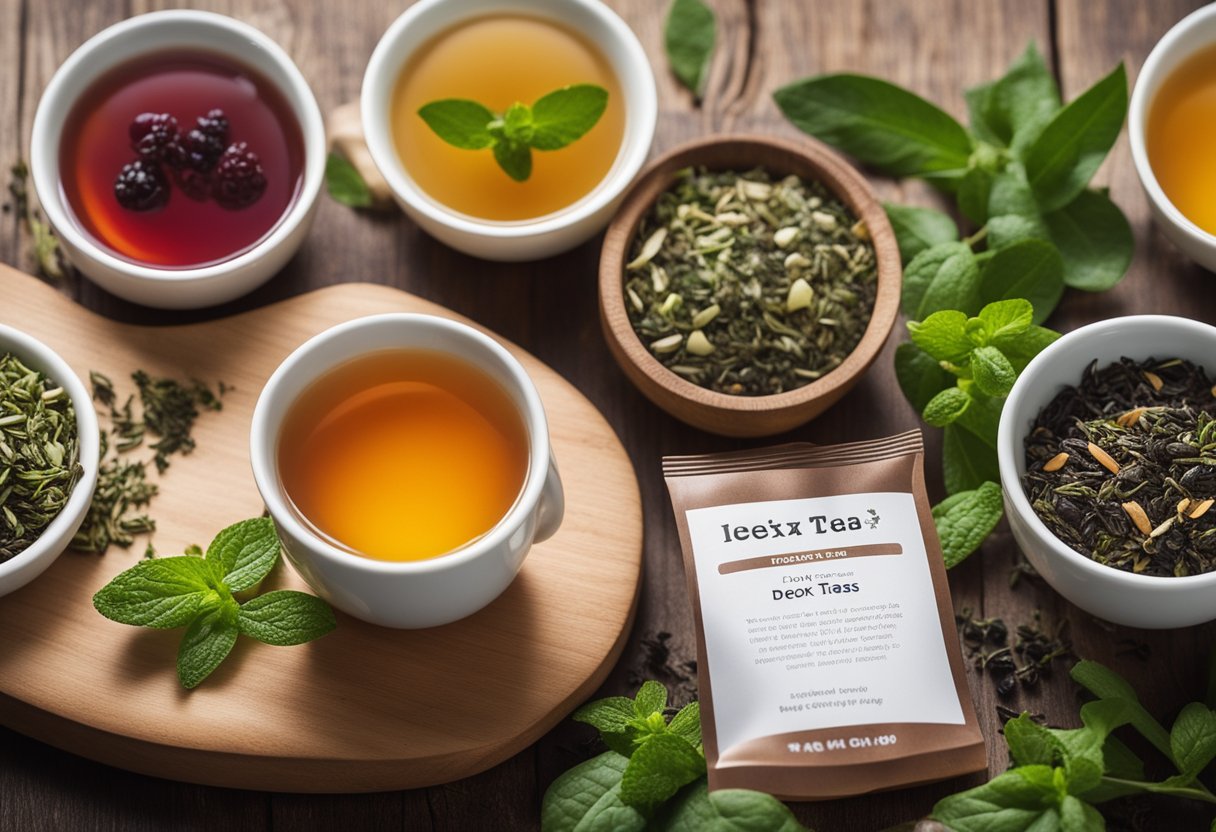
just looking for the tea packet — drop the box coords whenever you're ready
[663,431,985,798]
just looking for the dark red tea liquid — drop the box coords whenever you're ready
[59,50,305,268]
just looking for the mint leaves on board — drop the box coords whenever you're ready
[664,0,716,99]
[774,43,1133,315]
[900,298,1060,565]
[93,517,336,689]
[931,656,1216,830]
[541,681,808,832]
[417,84,608,182]
[324,152,373,208]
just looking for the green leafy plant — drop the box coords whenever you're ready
[417,84,608,182]
[541,681,809,831]
[324,152,372,208]
[895,298,1059,565]
[773,44,1133,313]
[93,517,336,689]
[931,656,1216,831]
[664,0,716,99]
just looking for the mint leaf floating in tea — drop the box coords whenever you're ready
[664,0,716,99]
[417,84,609,182]
[324,152,373,208]
[93,517,336,689]
[0,352,83,563]
[623,168,877,395]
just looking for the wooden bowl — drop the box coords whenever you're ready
[598,135,902,437]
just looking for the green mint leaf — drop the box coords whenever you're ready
[618,733,706,810]
[932,765,1065,832]
[992,324,1059,373]
[907,309,972,363]
[989,213,1050,250]
[977,298,1034,343]
[93,556,220,629]
[601,731,638,758]
[1044,189,1133,291]
[324,152,373,208]
[1071,660,1173,761]
[176,604,239,689]
[1059,795,1104,832]
[1005,712,1062,766]
[1102,734,1147,782]
[923,387,971,427]
[417,99,497,150]
[540,750,647,832]
[943,423,1001,495]
[664,0,716,98]
[971,346,1018,398]
[986,166,1052,250]
[236,590,336,646]
[967,43,1061,153]
[656,780,809,832]
[493,140,532,182]
[774,74,974,181]
[902,242,981,320]
[956,391,1004,446]
[668,701,702,749]
[530,84,609,150]
[883,202,960,265]
[958,166,994,225]
[978,239,1066,325]
[1023,63,1128,213]
[1047,699,1134,795]
[205,516,281,592]
[633,680,668,717]
[1170,702,1216,780]
[932,481,1003,568]
[502,102,534,144]
[895,342,954,413]
[573,696,638,736]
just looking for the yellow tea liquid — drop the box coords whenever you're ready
[1147,43,1216,234]
[391,14,626,221]
[278,350,529,562]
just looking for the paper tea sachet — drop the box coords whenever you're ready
[663,430,985,799]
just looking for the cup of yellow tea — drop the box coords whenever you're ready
[361,0,656,261]
[250,314,564,628]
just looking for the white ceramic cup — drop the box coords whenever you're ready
[30,10,326,309]
[361,0,658,261]
[0,326,100,598]
[1129,3,1216,272]
[998,315,1216,629]
[250,314,565,629]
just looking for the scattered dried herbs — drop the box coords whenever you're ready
[624,167,877,395]
[1024,357,1216,577]
[73,370,225,554]
[0,353,82,562]
[6,161,70,281]
[957,608,1073,698]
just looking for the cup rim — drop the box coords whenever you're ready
[250,313,552,575]
[359,0,658,240]
[0,325,100,581]
[998,314,1216,588]
[29,9,326,284]
[1128,3,1216,250]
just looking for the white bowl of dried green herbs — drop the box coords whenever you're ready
[998,315,1216,628]
[599,135,901,437]
[0,326,99,597]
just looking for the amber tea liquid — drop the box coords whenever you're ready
[277,350,529,562]
[1147,42,1216,235]
[391,14,626,221]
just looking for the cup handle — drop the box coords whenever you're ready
[534,456,565,543]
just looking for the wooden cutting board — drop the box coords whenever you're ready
[0,268,643,793]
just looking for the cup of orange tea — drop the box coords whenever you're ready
[250,314,564,628]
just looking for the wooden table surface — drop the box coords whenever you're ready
[1,1,1213,829]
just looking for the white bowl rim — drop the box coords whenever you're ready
[29,9,326,285]
[360,0,658,240]
[998,314,1216,588]
[0,325,100,581]
[249,312,552,576]
[1129,3,1216,250]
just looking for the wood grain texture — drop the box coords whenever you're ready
[0,269,643,793]
[1,0,1214,829]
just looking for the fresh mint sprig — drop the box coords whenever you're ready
[543,681,808,831]
[93,517,336,689]
[417,84,608,182]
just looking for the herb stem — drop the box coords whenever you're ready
[963,225,989,249]
[1100,777,1216,804]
